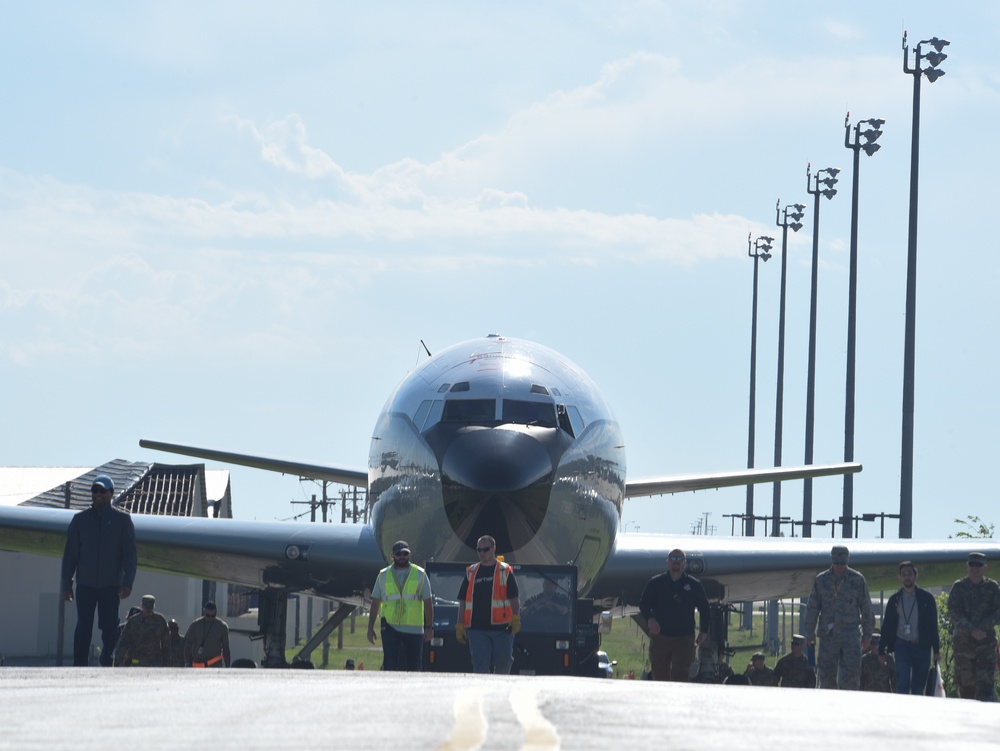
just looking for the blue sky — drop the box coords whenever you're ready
[2,2,997,541]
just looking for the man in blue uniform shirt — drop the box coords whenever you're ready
[61,474,137,666]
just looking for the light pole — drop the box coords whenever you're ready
[802,164,839,539]
[768,200,804,657]
[746,233,773,538]
[900,31,948,538]
[771,201,806,537]
[843,114,884,538]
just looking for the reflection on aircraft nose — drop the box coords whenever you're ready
[441,428,553,492]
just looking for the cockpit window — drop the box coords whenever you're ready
[502,400,557,427]
[442,399,496,423]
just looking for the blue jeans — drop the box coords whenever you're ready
[73,585,121,666]
[380,622,424,671]
[894,639,932,695]
[468,628,514,674]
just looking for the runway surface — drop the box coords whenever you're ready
[1,668,997,750]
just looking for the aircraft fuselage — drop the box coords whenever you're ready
[368,335,625,592]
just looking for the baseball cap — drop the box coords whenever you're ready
[141,594,156,608]
[392,541,411,555]
[92,475,115,493]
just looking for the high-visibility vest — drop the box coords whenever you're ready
[380,564,426,628]
[463,561,513,627]
[192,655,223,668]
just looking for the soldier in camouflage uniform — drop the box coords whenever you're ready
[745,651,775,686]
[803,545,874,690]
[947,552,1000,701]
[167,619,185,668]
[114,594,170,667]
[772,635,815,688]
[860,632,895,692]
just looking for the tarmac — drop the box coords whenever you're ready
[1,668,998,750]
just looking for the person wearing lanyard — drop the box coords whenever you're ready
[802,545,874,690]
[184,601,231,668]
[878,561,940,694]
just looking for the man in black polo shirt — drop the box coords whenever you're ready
[638,548,710,681]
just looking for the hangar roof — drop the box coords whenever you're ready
[0,460,231,518]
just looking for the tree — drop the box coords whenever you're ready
[952,516,995,539]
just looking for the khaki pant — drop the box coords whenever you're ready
[649,633,696,682]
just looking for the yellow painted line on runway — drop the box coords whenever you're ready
[436,687,487,751]
[509,684,560,751]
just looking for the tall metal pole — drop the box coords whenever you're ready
[843,114,883,538]
[746,234,773,538]
[772,201,805,537]
[900,32,948,539]
[803,165,838,539]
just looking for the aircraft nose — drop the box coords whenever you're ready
[441,427,553,492]
[438,426,563,553]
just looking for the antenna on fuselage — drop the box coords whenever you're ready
[420,339,432,358]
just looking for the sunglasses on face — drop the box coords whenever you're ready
[967,562,985,568]
[476,546,493,553]
[667,556,685,563]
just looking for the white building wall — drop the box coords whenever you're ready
[0,551,268,664]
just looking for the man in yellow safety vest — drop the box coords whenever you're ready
[456,535,521,674]
[367,540,434,671]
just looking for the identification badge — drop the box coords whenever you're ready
[904,624,911,635]
[826,623,834,634]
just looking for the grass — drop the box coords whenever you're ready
[287,604,795,679]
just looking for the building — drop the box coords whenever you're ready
[0,460,255,664]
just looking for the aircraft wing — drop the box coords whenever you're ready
[139,439,368,487]
[624,462,862,498]
[0,505,384,599]
[591,532,1000,605]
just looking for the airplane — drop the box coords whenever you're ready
[1,334,997,667]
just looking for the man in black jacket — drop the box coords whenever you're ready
[638,548,710,681]
[878,561,940,694]
[61,475,137,666]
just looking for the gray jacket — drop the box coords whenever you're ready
[60,505,137,590]
[803,566,874,641]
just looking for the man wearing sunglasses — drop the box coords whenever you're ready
[456,535,520,674]
[802,545,874,690]
[638,549,710,681]
[60,474,137,667]
[947,552,1000,700]
[367,540,434,671]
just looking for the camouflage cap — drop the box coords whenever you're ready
[791,634,805,644]
[967,552,987,565]
[751,651,766,661]
[141,594,156,608]
[830,545,850,563]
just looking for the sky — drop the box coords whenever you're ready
[2,2,997,542]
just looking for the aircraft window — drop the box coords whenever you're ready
[425,400,444,428]
[442,399,496,423]
[530,384,550,395]
[551,388,561,396]
[450,382,470,392]
[437,384,451,393]
[519,572,575,634]
[413,400,433,430]
[502,400,557,427]
[567,406,585,436]
[557,404,574,437]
